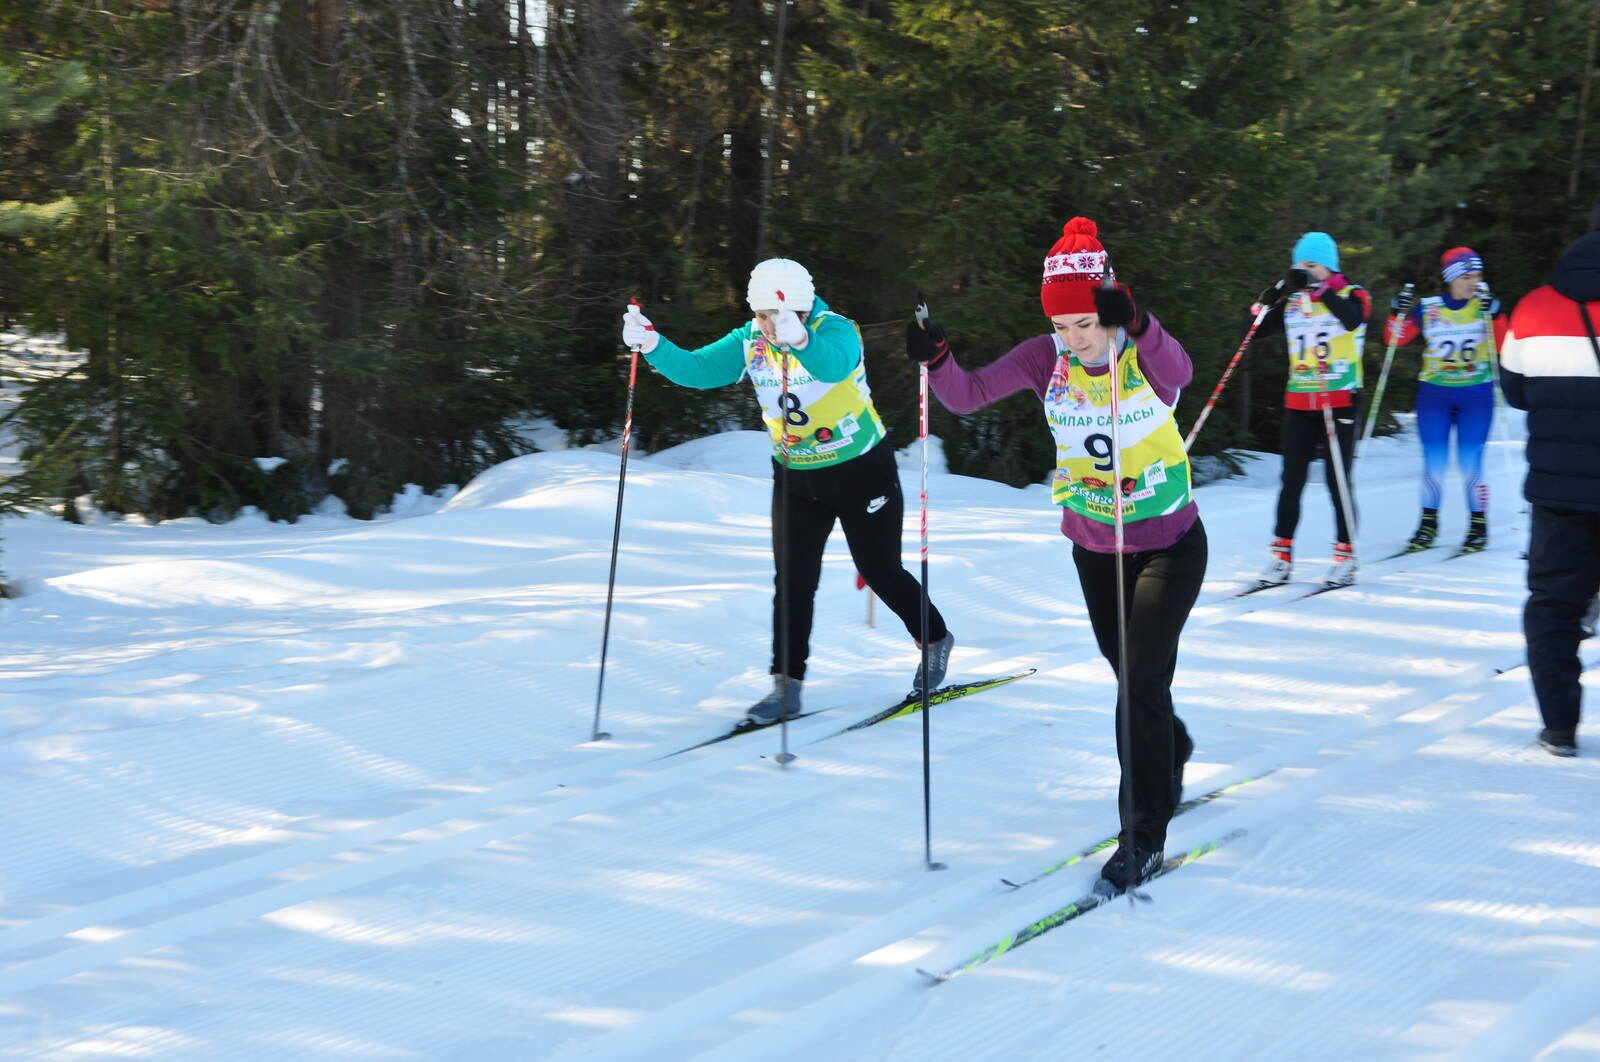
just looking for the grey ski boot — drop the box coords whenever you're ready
[911,632,956,696]
[745,675,802,725]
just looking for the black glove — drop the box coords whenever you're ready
[1476,286,1500,316]
[1390,292,1413,313]
[905,318,951,366]
[1256,278,1288,308]
[1093,283,1146,333]
[1284,267,1312,292]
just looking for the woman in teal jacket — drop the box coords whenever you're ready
[622,258,953,723]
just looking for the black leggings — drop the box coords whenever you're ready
[1276,403,1359,543]
[772,440,948,681]
[1073,518,1208,848]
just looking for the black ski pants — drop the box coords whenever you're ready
[1526,504,1600,733]
[1073,517,1208,849]
[1275,402,1359,544]
[771,440,948,681]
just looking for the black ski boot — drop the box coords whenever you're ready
[1099,835,1163,893]
[1539,728,1577,757]
[1406,508,1438,553]
[1460,513,1488,554]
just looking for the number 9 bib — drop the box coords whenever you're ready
[1044,340,1191,526]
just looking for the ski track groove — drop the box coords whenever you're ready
[685,653,1591,1062]
[3,761,966,1056]
[0,670,519,903]
[872,742,1600,1061]
[0,549,1519,1001]
[591,666,1516,1059]
[0,486,1549,1060]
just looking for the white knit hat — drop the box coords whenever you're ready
[746,258,815,312]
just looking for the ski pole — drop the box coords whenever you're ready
[1101,266,1142,900]
[1308,301,1360,552]
[1183,280,1283,452]
[774,295,796,767]
[913,290,944,871]
[591,298,647,742]
[1478,281,1523,520]
[1322,399,1360,549]
[1359,282,1416,452]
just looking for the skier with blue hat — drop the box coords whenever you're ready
[1248,231,1372,590]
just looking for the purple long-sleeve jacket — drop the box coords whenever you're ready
[928,313,1201,554]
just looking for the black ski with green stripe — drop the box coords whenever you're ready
[666,669,1036,757]
[919,828,1247,983]
[997,770,1273,889]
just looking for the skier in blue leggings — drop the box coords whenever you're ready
[1384,247,1509,553]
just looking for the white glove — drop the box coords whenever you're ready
[773,307,809,349]
[622,304,659,354]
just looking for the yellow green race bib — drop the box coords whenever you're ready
[1285,286,1367,395]
[1418,296,1494,386]
[744,310,886,468]
[1044,339,1192,525]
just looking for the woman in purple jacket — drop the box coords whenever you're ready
[905,217,1205,890]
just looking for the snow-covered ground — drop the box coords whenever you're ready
[1,394,1596,1058]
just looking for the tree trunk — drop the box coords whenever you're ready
[1572,0,1600,199]
[755,0,790,261]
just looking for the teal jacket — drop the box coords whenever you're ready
[643,296,861,389]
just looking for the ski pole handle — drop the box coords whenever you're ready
[1384,282,1417,344]
[626,297,643,352]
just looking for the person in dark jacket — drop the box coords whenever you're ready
[1499,209,1600,756]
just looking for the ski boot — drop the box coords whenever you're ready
[745,675,802,725]
[1460,513,1488,554]
[1582,596,1599,640]
[1539,728,1578,758]
[1323,542,1358,589]
[911,631,956,697]
[1255,538,1294,588]
[1406,508,1438,553]
[1099,834,1164,893]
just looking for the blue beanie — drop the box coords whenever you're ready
[1291,231,1340,272]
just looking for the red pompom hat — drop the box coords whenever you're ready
[1040,217,1109,317]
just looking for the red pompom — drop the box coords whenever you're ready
[1063,216,1098,239]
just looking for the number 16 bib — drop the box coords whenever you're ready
[1285,287,1366,395]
